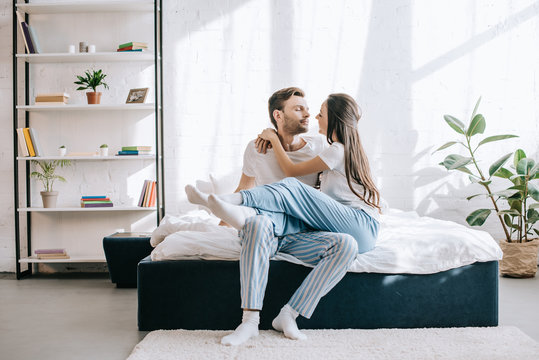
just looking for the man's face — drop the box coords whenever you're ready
[279,96,310,135]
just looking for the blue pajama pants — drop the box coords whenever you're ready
[239,215,358,318]
[238,177,379,318]
[240,177,379,253]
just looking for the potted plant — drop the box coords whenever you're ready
[58,145,66,156]
[74,69,109,104]
[434,98,539,277]
[31,160,71,208]
[99,144,109,156]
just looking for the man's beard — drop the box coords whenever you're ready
[282,114,308,135]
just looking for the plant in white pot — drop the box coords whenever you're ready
[434,98,539,277]
[99,144,109,156]
[74,69,109,104]
[31,160,71,208]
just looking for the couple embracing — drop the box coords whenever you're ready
[186,87,381,345]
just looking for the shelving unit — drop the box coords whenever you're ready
[12,0,164,278]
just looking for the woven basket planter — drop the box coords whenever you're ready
[499,239,539,278]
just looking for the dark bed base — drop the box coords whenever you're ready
[137,257,498,331]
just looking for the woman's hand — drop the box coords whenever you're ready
[255,137,272,154]
[259,128,279,142]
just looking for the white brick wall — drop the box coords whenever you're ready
[1,0,538,272]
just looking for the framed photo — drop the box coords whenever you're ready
[126,88,149,104]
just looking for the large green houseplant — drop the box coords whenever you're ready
[74,69,109,104]
[31,160,71,208]
[434,98,539,277]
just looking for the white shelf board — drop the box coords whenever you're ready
[17,155,156,160]
[16,103,156,111]
[19,256,106,264]
[18,206,156,212]
[16,52,155,63]
[16,1,155,14]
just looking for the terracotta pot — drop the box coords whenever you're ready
[499,239,539,278]
[40,191,58,208]
[86,91,102,104]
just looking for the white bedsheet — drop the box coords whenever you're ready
[150,209,502,274]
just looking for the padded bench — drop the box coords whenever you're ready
[137,256,499,331]
[103,233,153,288]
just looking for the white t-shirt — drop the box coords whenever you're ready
[242,134,327,187]
[318,142,380,221]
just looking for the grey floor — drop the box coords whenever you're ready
[0,272,538,360]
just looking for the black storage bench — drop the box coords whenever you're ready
[137,256,499,331]
[103,232,153,288]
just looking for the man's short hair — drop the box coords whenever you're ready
[268,87,305,128]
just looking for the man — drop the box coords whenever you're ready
[187,87,357,346]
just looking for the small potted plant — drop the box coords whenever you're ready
[435,98,539,277]
[99,144,109,156]
[31,160,71,208]
[58,145,66,156]
[74,69,109,104]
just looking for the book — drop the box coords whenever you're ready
[118,45,147,51]
[35,95,69,102]
[16,128,29,157]
[81,202,113,208]
[28,24,41,53]
[34,248,66,254]
[143,180,152,207]
[148,181,156,207]
[36,92,70,98]
[117,150,152,155]
[81,196,108,199]
[118,41,148,48]
[122,146,152,151]
[22,128,36,157]
[15,11,32,54]
[37,254,70,259]
[21,22,36,54]
[34,102,68,106]
[138,180,150,207]
[81,198,111,202]
[29,128,43,157]
[116,49,143,52]
[107,232,152,238]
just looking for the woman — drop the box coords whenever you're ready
[186,93,380,344]
[187,93,380,253]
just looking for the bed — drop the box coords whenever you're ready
[137,209,502,331]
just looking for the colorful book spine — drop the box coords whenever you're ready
[34,248,66,254]
[117,151,152,155]
[22,128,36,156]
[21,22,36,54]
[81,196,107,199]
[116,48,143,52]
[118,41,148,48]
[122,146,152,151]
[81,202,113,208]
[29,128,42,157]
[16,128,29,157]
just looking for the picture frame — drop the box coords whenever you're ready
[126,87,149,104]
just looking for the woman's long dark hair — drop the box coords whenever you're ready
[325,93,381,212]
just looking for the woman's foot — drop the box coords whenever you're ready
[221,311,259,346]
[208,194,256,230]
[272,305,307,340]
[185,184,209,207]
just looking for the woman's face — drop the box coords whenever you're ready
[316,101,328,136]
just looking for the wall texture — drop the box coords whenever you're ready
[1,0,538,272]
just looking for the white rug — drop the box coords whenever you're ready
[127,326,539,360]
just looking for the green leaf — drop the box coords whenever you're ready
[478,180,492,186]
[466,209,491,226]
[490,189,520,198]
[529,183,539,202]
[456,166,473,175]
[444,115,466,134]
[527,209,539,224]
[441,154,472,170]
[488,153,512,178]
[516,158,535,176]
[498,209,520,216]
[477,135,518,146]
[510,174,526,181]
[471,97,482,119]
[492,167,514,179]
[504,214,520,230]
[529,163,539,177]
[513,149,526,169]
[466,114,486,136]
[466,194,485,201]
[529,203,539,210]
[432,141,459,154]
[534,228,539,236]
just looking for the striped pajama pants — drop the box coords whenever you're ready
[238,178,379,318]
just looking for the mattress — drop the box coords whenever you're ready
[149,209,503,274]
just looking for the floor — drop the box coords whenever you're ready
[0,272,538,360]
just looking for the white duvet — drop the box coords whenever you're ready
[150,209,502,274]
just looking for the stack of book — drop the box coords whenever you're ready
[16,127,42,157]
[117,41,148,52]
[34,248,69,260]
[80,196,113,208]
[35,92,69,105]
[138,180,156,207]
[15,11,40,54]
[117,146,152,156]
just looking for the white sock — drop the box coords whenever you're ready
[272,305,307,340]
[208,194,256,230]
[221,311,259,346]
[218,192,243,205]
[185,184,209,207]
